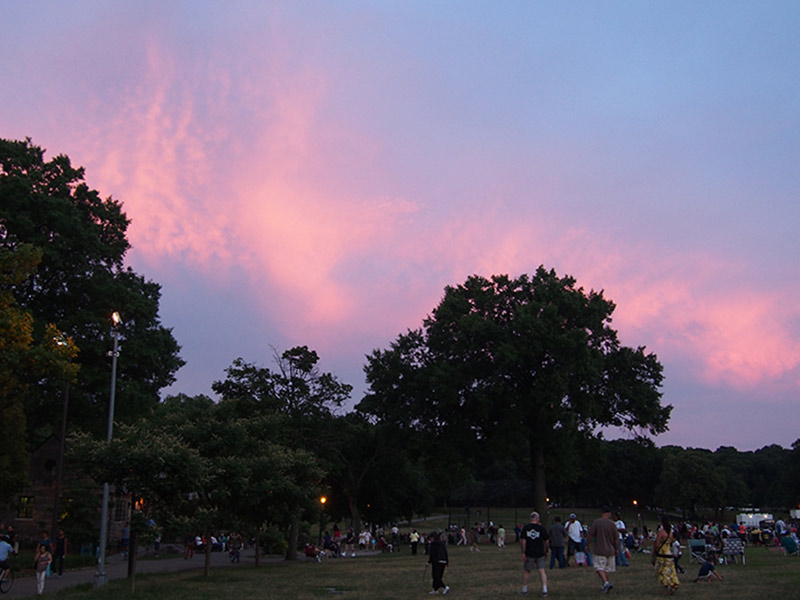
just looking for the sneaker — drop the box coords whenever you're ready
[602,581,613,593]
[443,586,450,595]
[521,586,528,594]
[429,590,439,595]
[351,553,355,557]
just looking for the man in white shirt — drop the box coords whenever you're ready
[565,513,584,567]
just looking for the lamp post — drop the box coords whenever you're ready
[318,496,327,545]
[51,334,72,544]
[51,381,69,543]
[94,312,122,588]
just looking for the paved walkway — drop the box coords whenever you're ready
[2,518,447,598]
[3,548,282,599]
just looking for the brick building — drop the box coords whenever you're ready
[0,436,130,551]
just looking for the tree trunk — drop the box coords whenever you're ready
[285,519,299,561]
[530,438,549,526]
[348,495,362,535]
[128,528,137,594]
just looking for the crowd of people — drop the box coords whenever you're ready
[183,531,244,562]
[0,524,66,596]
[3,510,797,597]
[347,509,798,596]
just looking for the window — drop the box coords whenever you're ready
[114,498,129,522]
[18,496,34,519]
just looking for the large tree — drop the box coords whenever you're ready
[359,268,671,520]
[0,244,77,501]
[656,447,724,518]
[0,138,183,441]
[212,346,351,559]
[69,392,323,577]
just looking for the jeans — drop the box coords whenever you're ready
[550,546,566,569]
[616,539,629,566]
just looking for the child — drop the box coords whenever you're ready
[34,544,52,595]
[693,559,723,583]
[672,538,685,574]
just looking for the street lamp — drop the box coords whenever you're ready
[318,496,327,545]
[51,336,72,544]
[94,312,122,588]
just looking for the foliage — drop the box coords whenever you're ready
[360,268,671,519]
[58,478,102,548]
[656,448,724,517]
[0,137,183,444]
[211,347,351,557]
[0,243,77,502]
[68,375,328,570]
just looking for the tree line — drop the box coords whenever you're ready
[2,138,798,570]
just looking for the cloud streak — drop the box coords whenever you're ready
[2,2,798,450]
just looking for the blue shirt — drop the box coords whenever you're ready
[0,540,13,561]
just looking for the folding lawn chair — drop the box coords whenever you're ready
[780,536,799,557]
[689,538,707,563]
[722,537,745,565]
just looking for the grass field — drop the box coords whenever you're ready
[48,520,800,600]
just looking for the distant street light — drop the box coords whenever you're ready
[318,496,327,545]
[94,312,122,588]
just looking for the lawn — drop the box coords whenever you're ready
[49,537,800,599]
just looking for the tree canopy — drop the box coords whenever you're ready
[0,243,77,501]
[359,268,672,519]
[0,137,184,442]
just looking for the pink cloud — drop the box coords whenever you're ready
[15,15,798,406]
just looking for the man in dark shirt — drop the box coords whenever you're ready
[587,507,619,593]
[428,531,450,595]
[520,511,550,595]
[548,516,567,569]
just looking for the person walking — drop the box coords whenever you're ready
[565,514,583,566]
[428,531,450,595]
[653,516,680,594]
[33,544,52,595]
[548,516,567,569]
[36,531,52,578]
[54,529,67,577]
[470,523,481,552]
[520,511,550,596]
[614,512,629,567]
[587,507,618,594]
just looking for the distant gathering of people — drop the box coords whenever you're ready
[1,508,794,596]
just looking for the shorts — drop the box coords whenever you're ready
[567,538,583,555]
[524,556,546,571]
[593,555,616,573]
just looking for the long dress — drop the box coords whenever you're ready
[654,535,680,592]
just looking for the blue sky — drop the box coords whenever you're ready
[2,1,799,450]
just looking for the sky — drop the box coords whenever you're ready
[2,1,799,452]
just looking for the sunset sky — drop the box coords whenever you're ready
[3,1,799,451]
